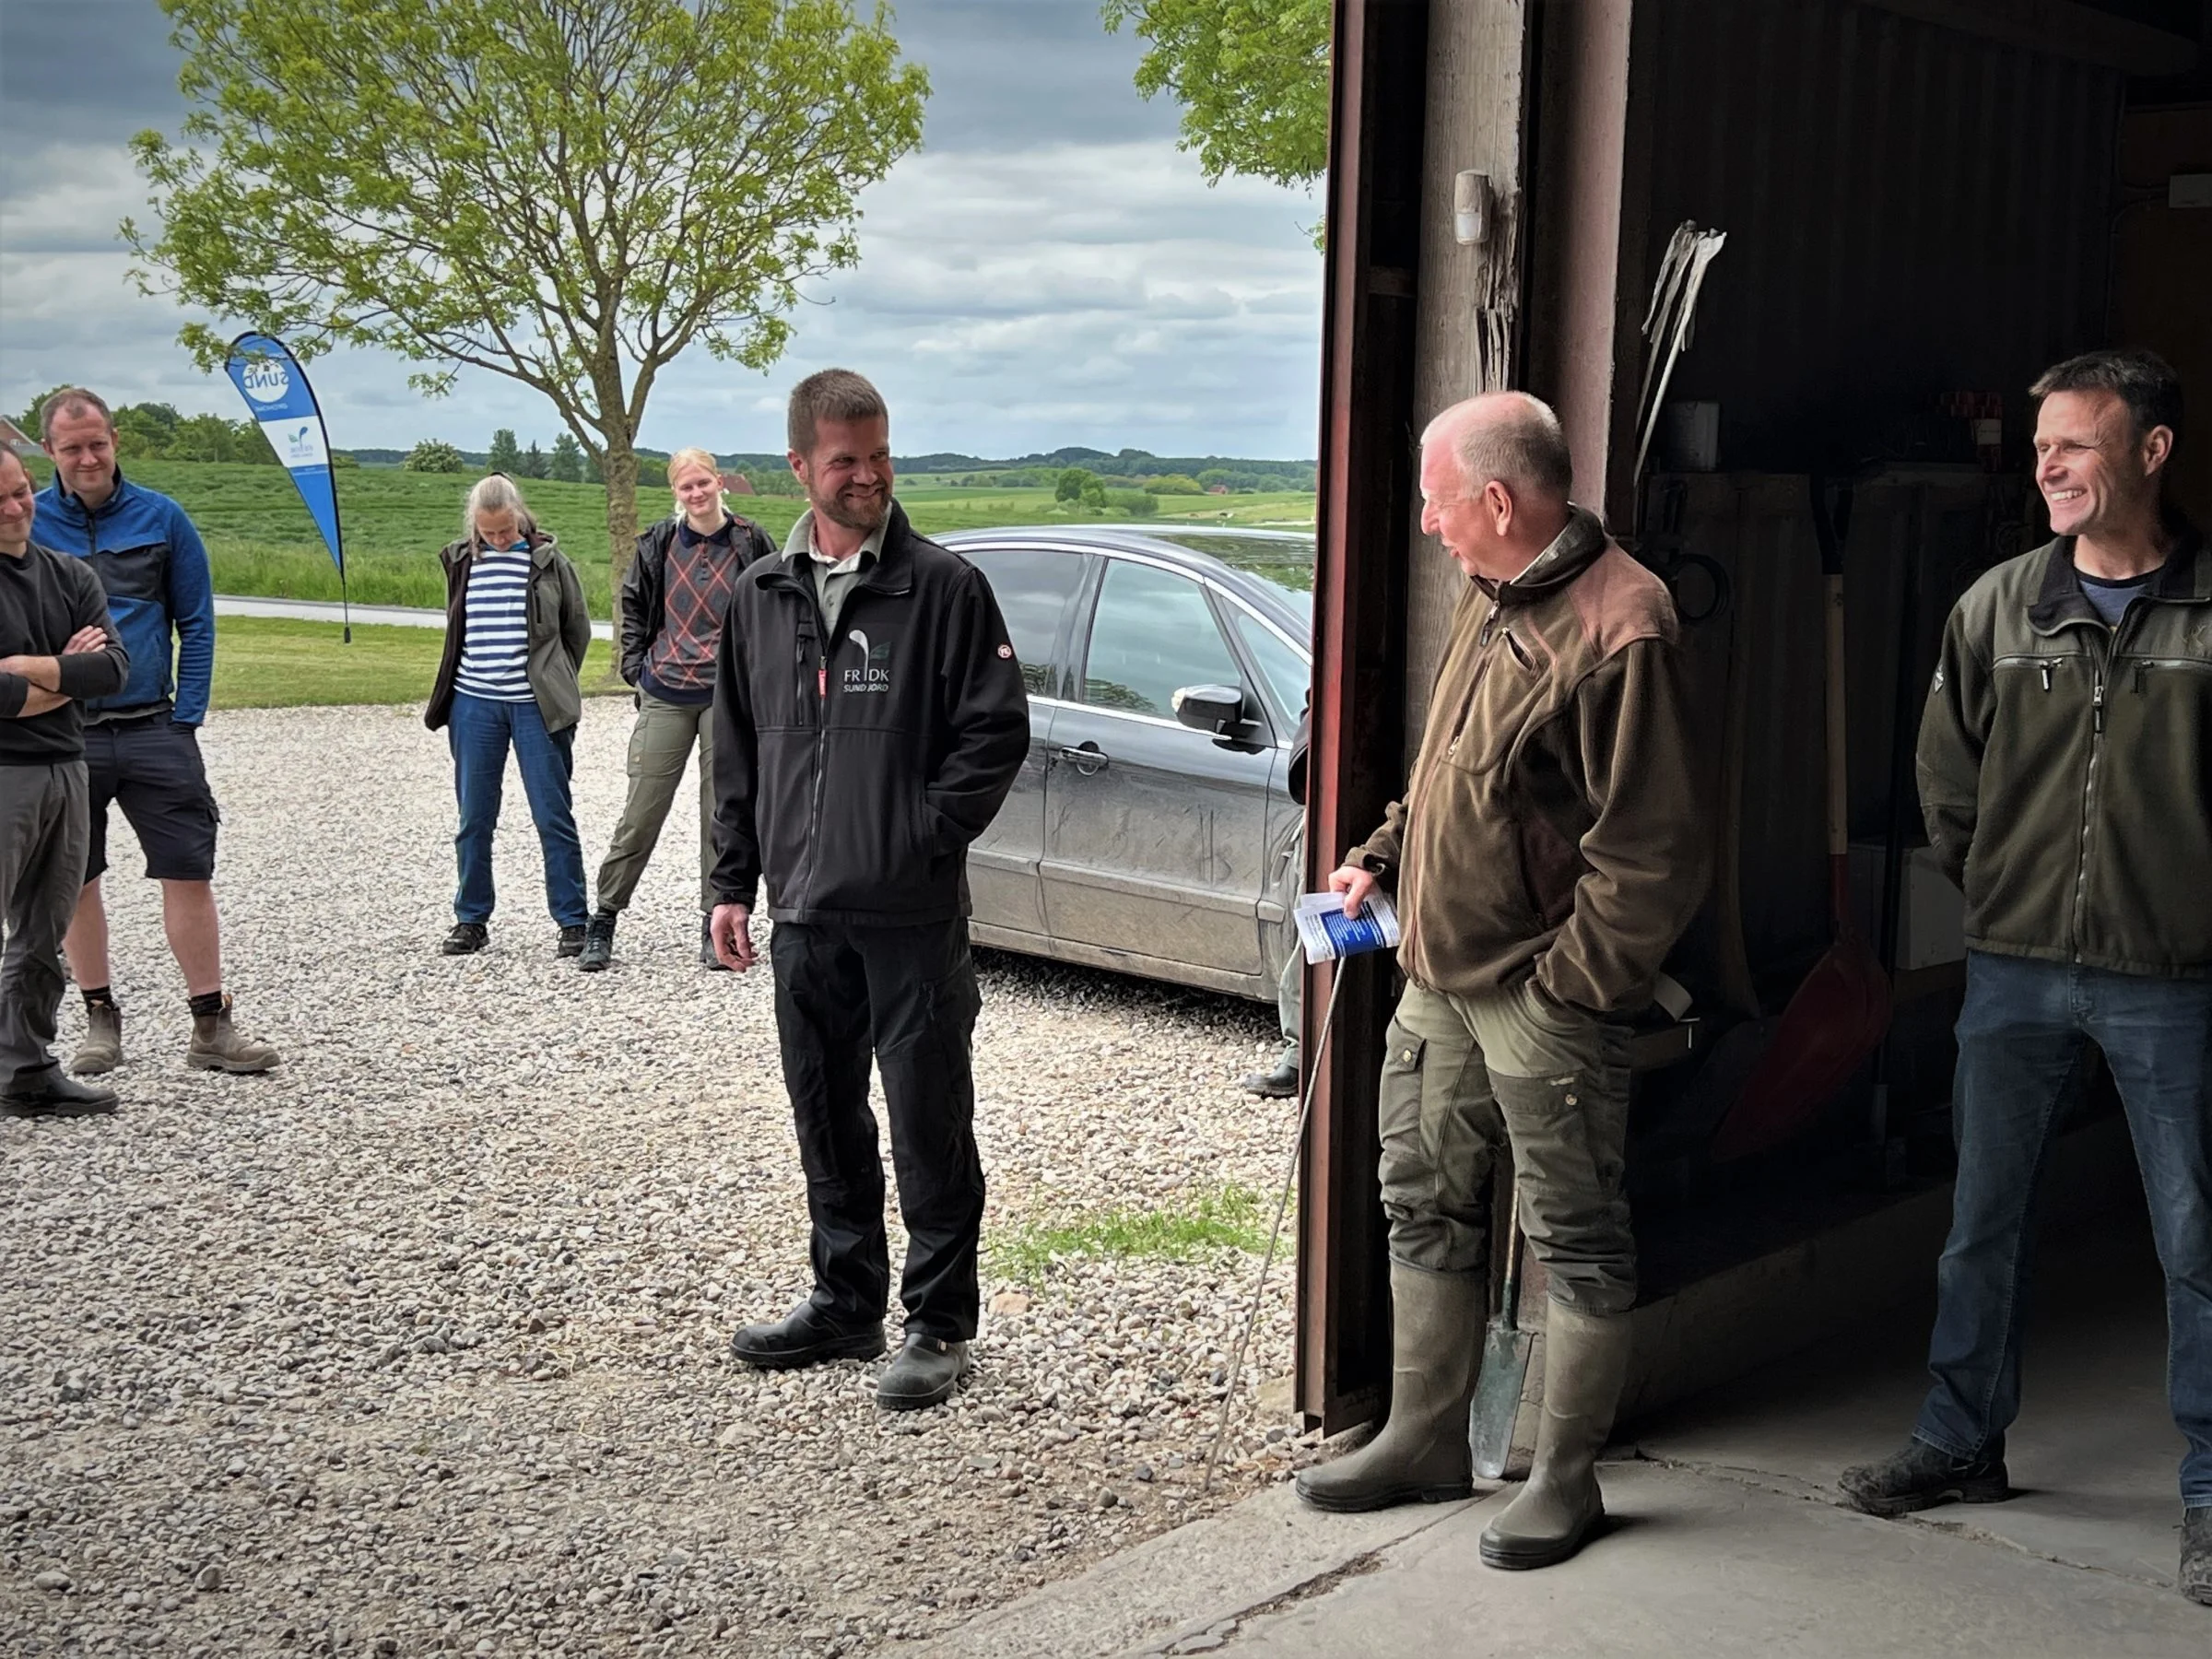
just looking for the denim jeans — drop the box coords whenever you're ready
[1914,950,2212,1503]
[447,692,587,929]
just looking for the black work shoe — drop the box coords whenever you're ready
[877,1334,972,1411]
[556,924,588,959]
[2183,1506,2212,1606]
[1241,1046,1300,1098]
[701,917,729,971]
[1839,1438,2010,1517]
[729,1302,887,1371]
[3,1070,120,1118]
[579,912,617,973]
[441,923,489,956]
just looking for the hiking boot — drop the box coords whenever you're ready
[441,923,488,956]
[1241,1045,1300,1098]
[701,917,729,971]
[2183,1507,2211,1606]
[1838,1438,2010,1518]
[3,1068,119,1118]
[877,1335,972,1410]
[1296,1265,1484,1512]
[1479,1302,1632,1570]
[556,924,587,959]
[729,1302,887,1371]
[187,995,281,1075]
[71,1001,123,1076]
[578,912,617,972]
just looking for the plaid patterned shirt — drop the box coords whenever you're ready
[642,518,745,704]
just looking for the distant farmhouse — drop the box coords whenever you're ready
[720,471,757,495]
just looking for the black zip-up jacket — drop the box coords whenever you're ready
[710,501,1030,925]
[619,512,775,686]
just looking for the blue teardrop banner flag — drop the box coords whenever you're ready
[223,332,352,639]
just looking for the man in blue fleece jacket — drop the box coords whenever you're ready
[34,389,279,1077]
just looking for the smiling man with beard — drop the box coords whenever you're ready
[1841,348,2212,1610]
[708,369,1030,1411]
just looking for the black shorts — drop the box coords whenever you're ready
[82,715,221,884]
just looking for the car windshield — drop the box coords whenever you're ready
[1145,531,1315,615]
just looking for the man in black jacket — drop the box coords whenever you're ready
[710,370,1029,1410]
[0,447,130,1116]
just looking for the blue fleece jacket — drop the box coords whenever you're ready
[32,469,217,725]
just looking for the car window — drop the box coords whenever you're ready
[1081,559,1243,718]
[963,547,1086,695]
[1228,606,1308,724]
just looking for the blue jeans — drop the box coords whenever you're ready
[447,692,587,929]
[1914,951,2212,1503]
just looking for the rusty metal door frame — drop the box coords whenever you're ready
[1298,0,1536,1433]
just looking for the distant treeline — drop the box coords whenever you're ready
[342,442,1316,492]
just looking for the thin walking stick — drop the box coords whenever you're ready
[1203,961,1350,1493]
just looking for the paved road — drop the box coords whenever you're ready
[214,593,616,641]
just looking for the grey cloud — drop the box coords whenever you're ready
[0,2,1321,460]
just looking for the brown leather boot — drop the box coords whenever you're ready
[186,995,281,1075]
[71,1001,124,1075]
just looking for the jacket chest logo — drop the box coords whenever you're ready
[842,629,893,694]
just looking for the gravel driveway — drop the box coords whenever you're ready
[1,700,1311,1657]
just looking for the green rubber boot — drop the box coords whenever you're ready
[1478,1301,1631,1570]
[1295,1265,1484,1512]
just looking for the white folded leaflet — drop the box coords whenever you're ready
[1293,890,1402,964]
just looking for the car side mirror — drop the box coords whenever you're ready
[1172,683,1246,735]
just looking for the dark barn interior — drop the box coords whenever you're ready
[1300,0,2212,1432]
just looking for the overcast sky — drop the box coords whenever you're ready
[0,0,1324,460]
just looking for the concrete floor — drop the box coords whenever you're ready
[1216,1204,2201,1658]
[934,1198,2207,1658]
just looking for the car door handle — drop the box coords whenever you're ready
[1057,741,1110,776]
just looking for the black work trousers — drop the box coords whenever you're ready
[771,917,985,1341]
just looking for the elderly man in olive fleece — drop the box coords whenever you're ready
[0,446,130,1117]
[1294,393,1708,1573]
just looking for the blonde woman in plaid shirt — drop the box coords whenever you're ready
[580,447,774,971]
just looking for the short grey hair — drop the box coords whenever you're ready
[1427,392,1573,503]
[463,473,537,543]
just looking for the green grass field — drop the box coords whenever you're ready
[21,458,1314,621]
[207,616,615,711]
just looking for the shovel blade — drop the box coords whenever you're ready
[1468,1319,1535,1480]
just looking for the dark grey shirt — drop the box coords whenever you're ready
[0,539,129,764]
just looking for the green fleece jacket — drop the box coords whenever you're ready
[1350,508,1710,1016]
[1917,524,2212,978]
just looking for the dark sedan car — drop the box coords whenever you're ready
[940,524,1315,1002]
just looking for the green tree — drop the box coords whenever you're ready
[125,0,929,588]
[520,440,548,479]
[1055,466,1098,504]
[1146,473,1205,495]
[1080,478,1109,511]
[1101,1,1330,196]
[547,432,583,483]
[487,428,522,475]
[403,439,465,473]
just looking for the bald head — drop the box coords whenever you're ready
[0,449,36,557]
[1418,392,1576,581]
[1425,392,1573,505]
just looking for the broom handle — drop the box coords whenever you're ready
[1826,571,1852,926]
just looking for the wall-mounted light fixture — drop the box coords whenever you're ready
[1453,171,1492,245]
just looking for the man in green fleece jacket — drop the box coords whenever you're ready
[1841,348,2212,1610]
[1292,393,1708,1572]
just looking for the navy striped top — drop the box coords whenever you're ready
[455,546,535,702]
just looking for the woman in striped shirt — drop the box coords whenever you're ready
[424,475,593,957]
